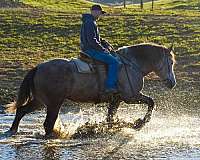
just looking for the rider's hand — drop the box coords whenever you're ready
[108,46,113,52]
[105,49,110,53]
[109,44,114,50]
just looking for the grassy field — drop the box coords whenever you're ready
[0,0,200,104]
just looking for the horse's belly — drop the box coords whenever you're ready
[67,73,102,103]
[68,94,98,103]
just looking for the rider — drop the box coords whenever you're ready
[80,4,121,94]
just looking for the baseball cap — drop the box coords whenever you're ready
[91,5,106,14]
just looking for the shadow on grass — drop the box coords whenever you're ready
[0,13,80,52]
[0,0,29,8]
[0,62,28,104]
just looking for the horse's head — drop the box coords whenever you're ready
[117,43,176,89]
[154,45,176,89]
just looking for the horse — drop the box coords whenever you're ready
[5,43,176,137]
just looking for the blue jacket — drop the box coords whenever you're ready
[80,14,107,52]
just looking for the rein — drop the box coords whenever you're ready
[118,53,145,76]
[118,55,135,96]
[116,52,144,97]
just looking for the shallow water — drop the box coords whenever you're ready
[0,82,200,160]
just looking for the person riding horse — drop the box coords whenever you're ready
[80,5,121,95]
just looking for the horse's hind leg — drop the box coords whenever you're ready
[9,99,41,134]
[43,103,62,137]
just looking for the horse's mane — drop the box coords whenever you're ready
[117,43,175,63]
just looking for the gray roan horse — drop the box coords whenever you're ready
[6,43,176,137]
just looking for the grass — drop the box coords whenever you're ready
[22,0,94,13]
[0,0,200,104]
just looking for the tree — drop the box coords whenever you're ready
[123,0,126,8]
[140,0,143,10]
[152,0,154,10]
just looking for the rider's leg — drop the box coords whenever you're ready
[84,50,120,91]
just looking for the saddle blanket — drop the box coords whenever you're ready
[73,59,95,73]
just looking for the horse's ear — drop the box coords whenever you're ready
[169,43,174,52]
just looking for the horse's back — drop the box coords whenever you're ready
[33,58,144,104]
[38,58,71,68]
[33,58,102,103]
[33,59,74,104]
[36,58,73,81]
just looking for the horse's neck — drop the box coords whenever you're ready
[137,61,153,76]
[119,53,152,76]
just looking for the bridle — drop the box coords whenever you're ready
[156,49,172,82]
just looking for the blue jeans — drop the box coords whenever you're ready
[84,49,121,90]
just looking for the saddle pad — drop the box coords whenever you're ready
[73,59,94,73]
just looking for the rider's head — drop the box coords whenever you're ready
[91,5,106,20]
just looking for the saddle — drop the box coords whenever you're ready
[73,51,106,74]
[79,51,105,65]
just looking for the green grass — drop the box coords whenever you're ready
[22,0,94,13]
[0,0,200,103]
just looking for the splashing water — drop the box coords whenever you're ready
[0,84,200,159]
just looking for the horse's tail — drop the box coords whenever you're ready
[5,67,37,113]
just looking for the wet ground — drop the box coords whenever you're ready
[0,80,200,160]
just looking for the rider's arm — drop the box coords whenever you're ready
[100,38,114,51]
[85,22,107,52]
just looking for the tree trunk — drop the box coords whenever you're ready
[152,0,154,10]
[124,0,126,8]
[140,0,143,10]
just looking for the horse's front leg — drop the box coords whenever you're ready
[139,93,154,123]
[106,93,121,128]
[126,93,154,130]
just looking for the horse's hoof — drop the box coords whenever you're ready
[0,130,16,140]
[44,133,57,139]
[44,134,54,139]
[144,115,151,123]
[5,130,16,136]
[107,120,113,129]
[107,122,113,129]
[106,116,114,129]
[133,118,145,130]
[44,131,67,139]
